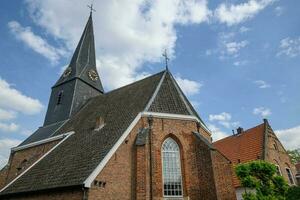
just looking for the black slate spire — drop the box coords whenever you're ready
[43,14,103,126]
[54,13,104,93]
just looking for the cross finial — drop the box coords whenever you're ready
[162,49,169,70]
[87,3,96,15]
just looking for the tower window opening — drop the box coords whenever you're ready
[57,91,63,105]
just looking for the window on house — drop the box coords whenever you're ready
[286,168,295,184]
[275,165,282,176]
[274,160,281,176]
[273,142,278,150]
[57,91,63,105]
[162,137,183,197]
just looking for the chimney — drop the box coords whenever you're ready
[236,127,244,134]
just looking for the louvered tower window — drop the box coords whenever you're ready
[162,137,183,197]
[57,91,63,105]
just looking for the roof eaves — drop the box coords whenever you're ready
[0,131,75,194]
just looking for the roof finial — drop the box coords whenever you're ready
[162,49,169,70]
[87,2,96,16]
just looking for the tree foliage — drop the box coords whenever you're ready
[287,149,300,164]
[286,186,300,200]
[235,160,289,200]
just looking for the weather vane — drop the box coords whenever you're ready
[162,49,169,70]
[87,3,96,15]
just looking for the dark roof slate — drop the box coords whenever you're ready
[1,71,164,195]
[1,70,209,195]
[53,14,103,93]
[18,120,67,146]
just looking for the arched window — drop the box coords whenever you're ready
[285,163,295,185]
[162,137,183,197]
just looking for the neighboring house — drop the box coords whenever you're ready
[0,12,236,200]
[214,119,297,200]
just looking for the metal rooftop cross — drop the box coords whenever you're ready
[162,49,169,70]
[87,3,96,15]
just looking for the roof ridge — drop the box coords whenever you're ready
[213,122,264,144]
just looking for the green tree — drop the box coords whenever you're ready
[287,149,300,164]
[235,160,289,200]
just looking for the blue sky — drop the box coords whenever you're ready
[0,0,299,167]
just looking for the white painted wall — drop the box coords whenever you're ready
[235,187,256,200]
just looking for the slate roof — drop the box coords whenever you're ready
[1,69,208,195]
[53,14,103,93]
[213,123,266,187]
[18,120,67,146]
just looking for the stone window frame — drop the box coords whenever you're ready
[273,160,282,176]
[285,167,295,185]
[161,137,184,198]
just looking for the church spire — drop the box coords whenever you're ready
[44,13,104,126]
[54,13,104,93]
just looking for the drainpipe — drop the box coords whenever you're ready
[147,115,154,200]
[82,186,88,200]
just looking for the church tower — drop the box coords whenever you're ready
[44,13,103,126]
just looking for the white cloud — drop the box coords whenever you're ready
[225,40,249,55]
[8,21,66,63]
[0,77,43,115]
[25,0,211,89]
[0,138,21,168]
[0,109,17,121]
[239,26,250,33]
[0,122,19,133]
[276,125,300,150]
[175,75,202,96]
[233,60,248,66]
[208,124,230,142]
[254,80,271,88]
[277,37,300,58]
[209,112,239,129]
[274,6,284,16]
[207,32,249,59]
[215,0,275,26]
[253,107,271,118]
[209,112,232,121]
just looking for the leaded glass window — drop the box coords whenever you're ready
[162,137,183,197]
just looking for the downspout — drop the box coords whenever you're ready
[262,119,269,160]
[82,186,88,200]
[147,116,154,200]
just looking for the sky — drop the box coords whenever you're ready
[0,0,299,168]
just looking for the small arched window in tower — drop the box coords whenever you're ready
[57,91,63,105]
[162,137,183,197]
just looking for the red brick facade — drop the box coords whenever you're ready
[88,117,235,200]
[1,117,236,200]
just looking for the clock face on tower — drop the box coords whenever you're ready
[63,67,72,78]
[88,69,99,81]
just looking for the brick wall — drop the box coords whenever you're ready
[211,150,236,200]
[1,140,60,189]
[87,120,144,200]
[265,124,297,185]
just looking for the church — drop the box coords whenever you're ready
[0,12,236,200]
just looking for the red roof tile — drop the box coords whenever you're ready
[213,123,265,187]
